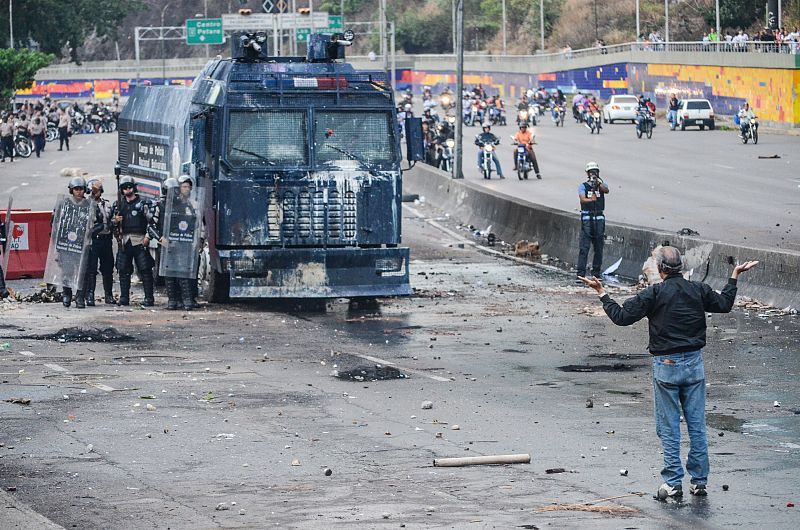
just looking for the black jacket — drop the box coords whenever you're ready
[600,275,738,355]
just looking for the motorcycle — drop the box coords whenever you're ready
[636,110,654,139]
[438,138,455,173]
[586,111,601,134]
[741,117,758,144]
[573,103,585,123]
[551,104,565,127]
[488,104,506,126]
[477,141,499,179]
[46,121,58,142]
[512,140,534,180]
[464,102,479,126]
[439,92,454,111]
[13,132,32,158]
[517,109,530,127]
[528,104,538,126]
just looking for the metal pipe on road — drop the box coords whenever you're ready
[434,454,531,467]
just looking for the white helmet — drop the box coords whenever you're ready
[482,122,492,129]
[585,161,600,173]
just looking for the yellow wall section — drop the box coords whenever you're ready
[647,64,798,124]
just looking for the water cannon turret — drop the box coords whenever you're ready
[306,30,354,63]
[231,31,270,62]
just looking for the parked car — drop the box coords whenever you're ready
[602,95,640,123]
[677,99,715,130]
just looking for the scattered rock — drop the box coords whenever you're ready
[239,509,246,515]
[215,502,230,511]
[619,469,628,476]
[59,167,90,178]
[451,425,460,431]
[146,404,157,412]
[545,468,566,474]
[722,484,729,491]
[324,468,332,476]
[291,459,301,466]
[603,403,610,407]
[774,401,781,408]
[585,398,594,408]
[421,401,433,410]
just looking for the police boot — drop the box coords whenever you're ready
[75,290,86,309]
[166,278,180,310]
[188,278,200,309]
[102,274,115,304]
[141,271,155,307]
[62,287,73,307]
[179,279,195,312]
[118,275,131,306]
[84,273,96,306]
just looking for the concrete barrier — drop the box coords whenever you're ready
[405,164,800,309]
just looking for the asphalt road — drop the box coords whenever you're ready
[0,198,799,528]
[452,110,798,253]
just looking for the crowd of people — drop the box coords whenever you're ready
[0,98,120,163]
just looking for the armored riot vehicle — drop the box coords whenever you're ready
[117,32,422,301]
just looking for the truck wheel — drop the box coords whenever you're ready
[205,269,230,303]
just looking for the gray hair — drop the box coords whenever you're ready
[656,246,683,274]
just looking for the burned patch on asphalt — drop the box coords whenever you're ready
[334,364,408,382]
[25,327,135,343]
[557,363,638,373]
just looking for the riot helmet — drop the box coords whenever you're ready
[162,177,179,191]
[119,176,136,192]
[68,177,87,191]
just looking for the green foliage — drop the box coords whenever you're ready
[0,0,144,63]
[318,0,370,15]
[396,2,453,54]
[0,48,54,104]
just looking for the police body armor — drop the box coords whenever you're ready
[580,181,605,217]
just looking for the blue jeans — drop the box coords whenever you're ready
[667,110,677,129]
[652,350,709,487]
[477,151,503,177]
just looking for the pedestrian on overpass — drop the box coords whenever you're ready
[575,162,609,282]
[578,248,758,500]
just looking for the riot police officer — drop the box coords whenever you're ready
[112,176,156,306]
[177,175,202,309]
[83,178,115,306]
[61,177,90,308]
[576,161,610,282]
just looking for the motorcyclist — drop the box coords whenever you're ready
[511,123,541,179]
[83,178,116,305]
[586,96,601,129]
[112,176,157,306]
[667,94,680,130]
[636,97,652,132]
[573,93,587,121]
[738,102,757,138]
[475,123,504,179]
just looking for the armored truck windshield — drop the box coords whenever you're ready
[226,109,397,170]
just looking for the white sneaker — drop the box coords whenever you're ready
[656,483,683,500]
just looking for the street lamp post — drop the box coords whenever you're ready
[501,0,506,54]
[8,0,13,49]
[636,0,640,41]
[664,0,669,46]
[161,2,171,85]
[715,0,720,51]
[539,0,544,52]
[454,0,464,180]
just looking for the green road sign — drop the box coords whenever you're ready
[296,28,311,43]
[186,18,224,45]
[328,15,343,31]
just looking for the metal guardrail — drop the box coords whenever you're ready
[37,40,799,78]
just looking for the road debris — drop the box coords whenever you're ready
[619,469,628,476]
[4,397,31,405]
[433,454,531,467]
[324,468,332,476]
[334,364,407,382]
[757,154,781,159]
[19,327,135,343]
[451,424,460,430]
[291,459,301,466]
[585,398,594,408]
[215,502,230,511]
[536,493,644,514]
[146,404,157,412]
[723,484,729,491]
[421,401,434,410]
[545,468,566,474]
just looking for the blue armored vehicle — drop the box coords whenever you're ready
[117,32,421,301]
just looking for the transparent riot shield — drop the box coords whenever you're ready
[1,197,12,280]
[43,195,95,290]
[158,187,204,279]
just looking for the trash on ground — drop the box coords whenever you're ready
[433,453,531,467]
[421,401,434,410]
[545,468,566,474]
[757,154,781,159]
[4,397,31,405]
[334,364,407,382]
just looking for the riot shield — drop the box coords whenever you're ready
[158,187,204,279]
[1,197,12,280]
[43,195,95,290]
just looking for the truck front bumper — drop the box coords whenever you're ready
[220,247,412,299]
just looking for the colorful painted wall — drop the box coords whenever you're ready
[629,63,799,124]
[16,78,195,100]
[400,63,630,101]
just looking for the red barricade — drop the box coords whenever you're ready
[1,209,52,280]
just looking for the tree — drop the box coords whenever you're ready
[0,48,54,105]
[0,0,143,63]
